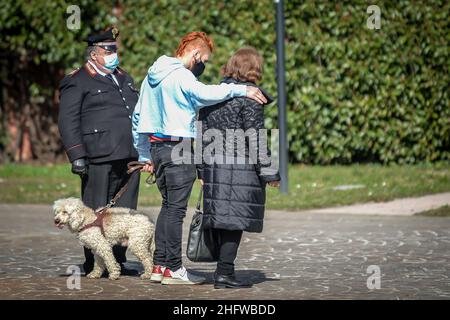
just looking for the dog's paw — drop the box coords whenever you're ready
[140,272,152,280]
[108,272,120,280]
[86,272,102,279]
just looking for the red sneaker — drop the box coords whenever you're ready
[150,265,166,282]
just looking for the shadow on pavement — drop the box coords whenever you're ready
[190,268,280,285]
[56,262,278,287]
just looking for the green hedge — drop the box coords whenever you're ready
[279,1,450,164]
[1,0,449,164]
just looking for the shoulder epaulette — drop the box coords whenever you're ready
[116,66,127,75]
[67,67,81,77]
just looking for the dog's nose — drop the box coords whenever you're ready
[54,218,61,224]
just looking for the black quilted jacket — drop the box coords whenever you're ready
[198,77,280,233]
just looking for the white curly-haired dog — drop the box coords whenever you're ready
[53,197,155,280]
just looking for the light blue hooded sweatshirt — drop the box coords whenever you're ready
[132,55,247,162]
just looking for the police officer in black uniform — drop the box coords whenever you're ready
[58,27,140,276]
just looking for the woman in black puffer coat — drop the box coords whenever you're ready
[198,47,280,289]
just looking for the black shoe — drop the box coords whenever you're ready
[214,274,253,289]
[119,264,139,276]
[83,262,94,275]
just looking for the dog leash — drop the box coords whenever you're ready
[103,161,156,210]
[79,161,155,234]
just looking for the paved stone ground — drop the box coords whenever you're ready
[0,204,449,300]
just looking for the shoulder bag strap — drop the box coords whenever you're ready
[196,187,203,211]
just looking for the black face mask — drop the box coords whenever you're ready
[191,60,205,77]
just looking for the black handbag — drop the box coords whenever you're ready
[186,188,220,262]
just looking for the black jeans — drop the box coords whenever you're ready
[151,141,196,271]
[81,158,140,271]
[215,229,244,276]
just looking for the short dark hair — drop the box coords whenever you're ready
[221,47,263,83]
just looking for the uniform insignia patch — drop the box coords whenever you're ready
[112,27,119,39]
[84,62,97,77]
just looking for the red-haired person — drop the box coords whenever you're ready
[132,32,267,285]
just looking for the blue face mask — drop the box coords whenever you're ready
[103,53,119,71]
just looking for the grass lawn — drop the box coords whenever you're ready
[0,162,449,210]
[416,205,450,217]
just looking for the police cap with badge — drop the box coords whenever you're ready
[86,26,120,51]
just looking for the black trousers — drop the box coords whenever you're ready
[81,158,140,271]
[214,229,243,276]
[151,141,196,271]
